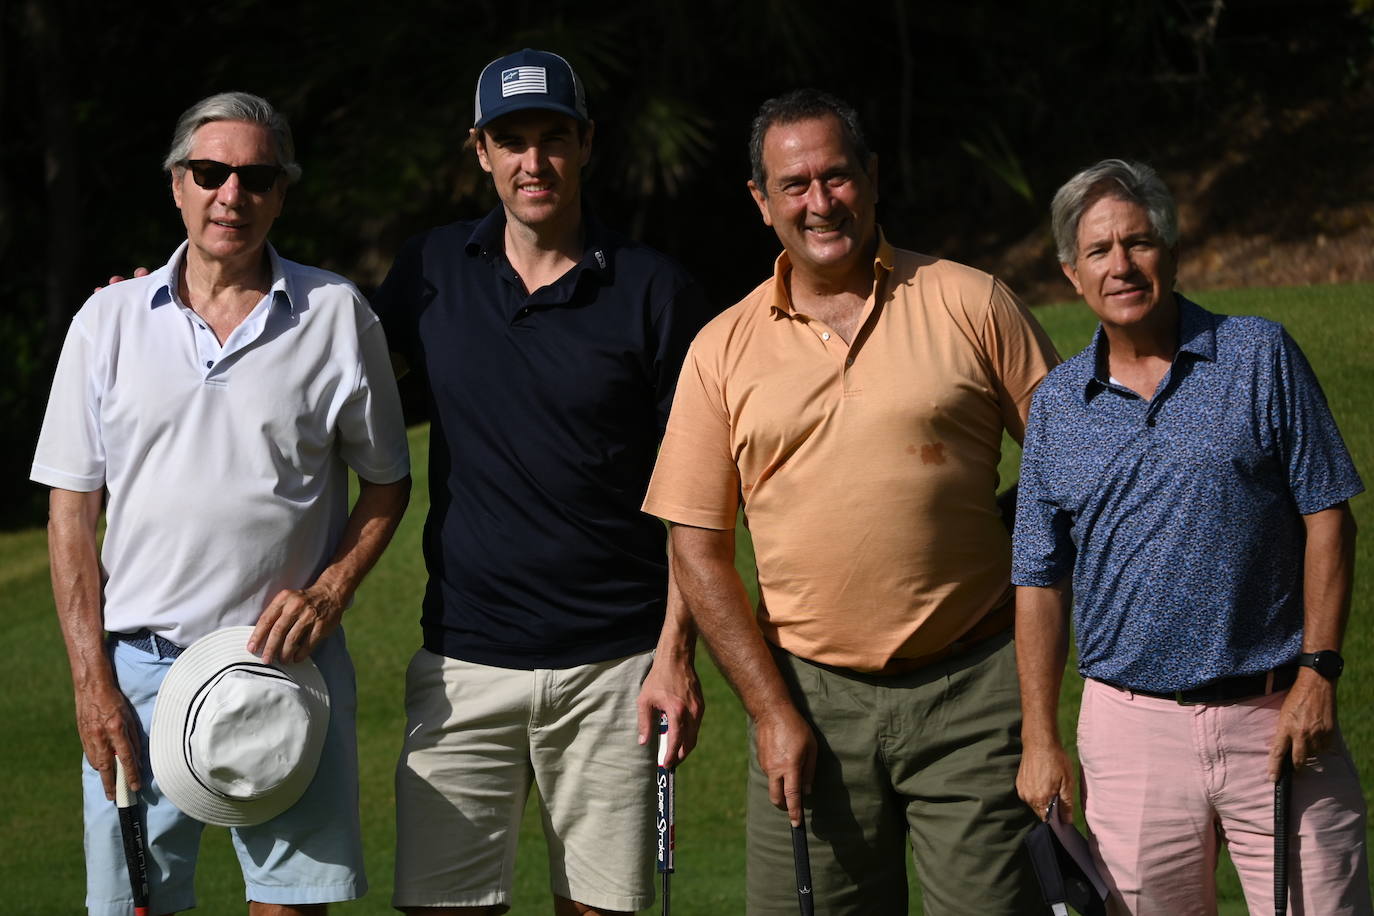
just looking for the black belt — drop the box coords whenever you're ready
[1122,664,1297,705]
[110,628,185,659]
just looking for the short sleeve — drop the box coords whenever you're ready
[1271,328,1363,514]
[642,335,740,530]
[336,307,411,484]
[370,233,429,379]
[1011,386,1077,586]
[650,277,713,435]
[31,314,106,492]
[982,278,1061,444]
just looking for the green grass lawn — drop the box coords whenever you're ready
[6,283,1371,913]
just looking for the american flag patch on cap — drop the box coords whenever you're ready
[501,66,548,97]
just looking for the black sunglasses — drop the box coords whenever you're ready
[180,159,283,193]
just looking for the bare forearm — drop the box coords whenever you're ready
[251,474,411,663]
[1013,580,1077,819]
[670,522,816,818]
[1301,504,1355,652]
[1016,582,1071,747]
[1267,504,1353,775]
[636,551,706,762]
[48,488,112,692]
[311,474,411,606]
[654,552,698,663]
[670,524,793,721]
[49,487,143,792]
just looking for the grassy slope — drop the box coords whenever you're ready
[4,284,1370,913]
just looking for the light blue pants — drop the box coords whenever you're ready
[82,629,365,915]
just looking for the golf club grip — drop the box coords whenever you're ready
[114,757,151,915]
[791,818,815,916]
[1274,758,1291,916]
[656,713,675,875]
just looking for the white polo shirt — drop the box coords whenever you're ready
[31,242,410,647]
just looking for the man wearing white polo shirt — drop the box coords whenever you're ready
[32,91,410,915]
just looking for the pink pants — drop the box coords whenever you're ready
[1078,678,1371,916]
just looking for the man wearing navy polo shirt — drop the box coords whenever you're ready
[377,49,710,915]
[1013,159,1369,913]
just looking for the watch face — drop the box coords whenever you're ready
[1307,651,1344,679]
[1320,652,1344,678]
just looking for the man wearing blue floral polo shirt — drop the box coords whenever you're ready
[1012,159,1369,914]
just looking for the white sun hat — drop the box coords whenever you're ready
[149,626,330,827]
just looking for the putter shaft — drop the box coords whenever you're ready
[791,813,814,916]
[1275,757,1292,916]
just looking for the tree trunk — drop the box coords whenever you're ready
[0,0,14,266]
[23,0,82,357]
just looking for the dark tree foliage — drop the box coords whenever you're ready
[3,0,1371,527]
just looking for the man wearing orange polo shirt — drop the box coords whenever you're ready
[642,89,1057,914]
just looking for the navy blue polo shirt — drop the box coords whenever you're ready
[373,208,712,668]
[1012,296,1363,692]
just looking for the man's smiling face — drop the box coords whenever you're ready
[1063,194,1178,331]
[749,114,878,283]
[474,109,592,234]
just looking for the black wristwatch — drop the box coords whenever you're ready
[1297,650,1344,681]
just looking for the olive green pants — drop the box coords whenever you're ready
[746,631,1042,915]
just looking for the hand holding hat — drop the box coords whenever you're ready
[1024,798,1111,916]
[150,626,330,827]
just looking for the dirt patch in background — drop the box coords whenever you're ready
[984,83,1374,306]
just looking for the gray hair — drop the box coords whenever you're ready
[749,89,871,192]
[1050,159,1176,263]
[162,91,301,184]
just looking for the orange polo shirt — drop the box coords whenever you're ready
[643,234,1059,672]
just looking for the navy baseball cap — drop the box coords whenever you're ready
[474,49,588,129]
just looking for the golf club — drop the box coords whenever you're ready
[1275,755,1292,916]
[791,809,815,916]
[656,712,675,916]
[114,756,151,916]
